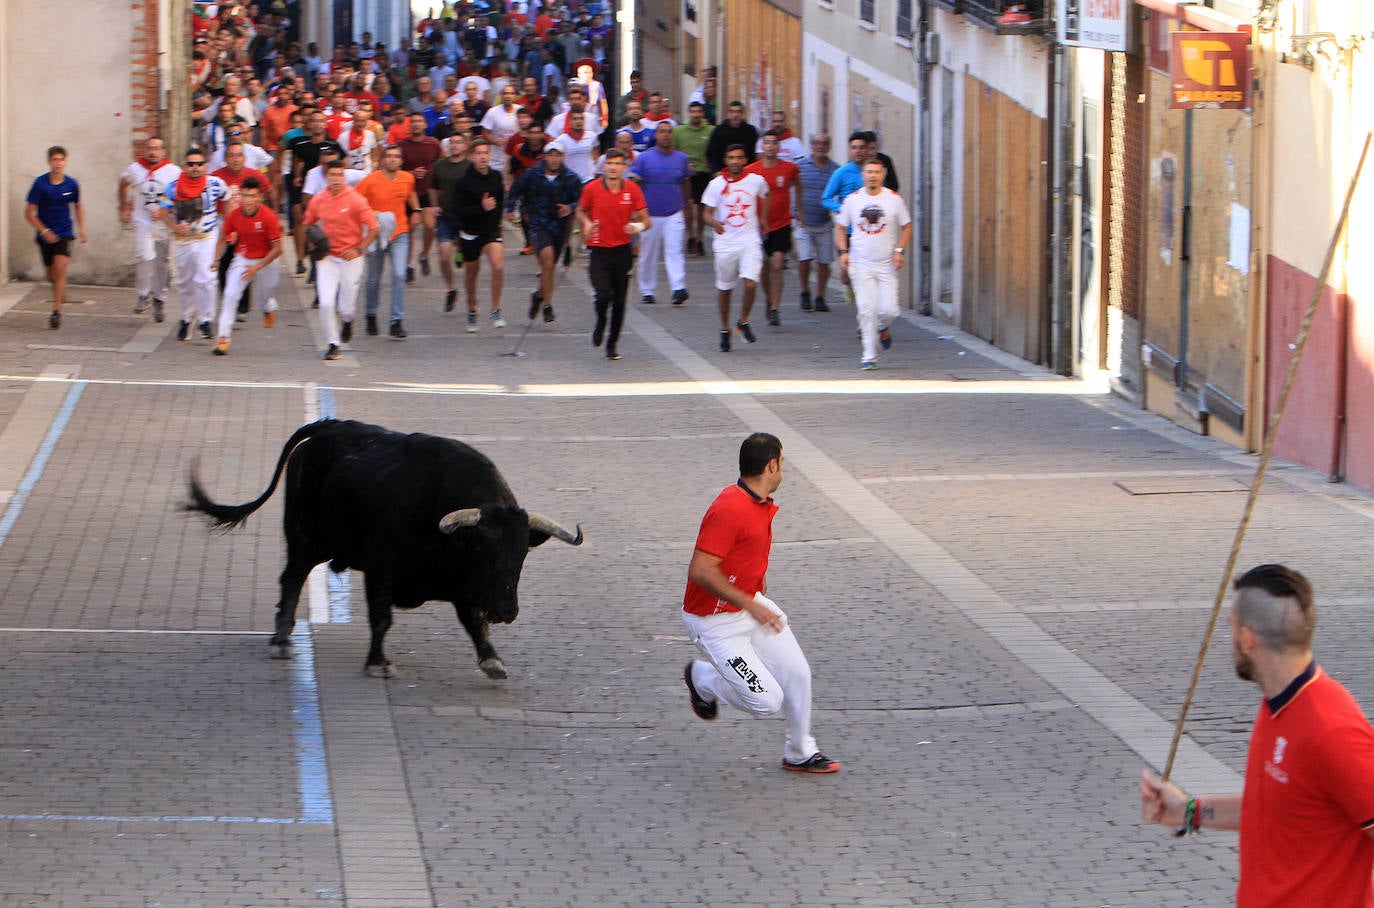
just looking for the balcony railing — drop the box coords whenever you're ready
[934,0,1047,36]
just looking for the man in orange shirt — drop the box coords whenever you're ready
[260,86,299,155]
[356,146,419,338]
[303,160,379,360]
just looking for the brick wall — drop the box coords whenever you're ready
[128,0,163,155]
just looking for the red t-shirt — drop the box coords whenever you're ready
[1238,666,1374,907]
[744,159,799,232]
[213,166,272,211]
[221,204,282,259]
[578,178,647,248]
[682,483,778,617]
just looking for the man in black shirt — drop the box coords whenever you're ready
[705,101,759,173]
[453,139,507,332]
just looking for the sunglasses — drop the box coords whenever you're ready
[186,161,207,166]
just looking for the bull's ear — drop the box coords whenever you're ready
[528,529,552,548]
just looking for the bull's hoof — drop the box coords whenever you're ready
[365,662,396,679]
[479,657,508,680]
[267,643,293,660]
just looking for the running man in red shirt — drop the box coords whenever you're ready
[576,149,648,361]
[210,176,282,354]
[1140,564,1374,907]
[745,130,802,327]
[681,433,841,774]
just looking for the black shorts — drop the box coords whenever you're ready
[460,233,502,262]
[529,226,567,254]
[763,225,793,257]
[690,171,713,204]
[37,235,72,266]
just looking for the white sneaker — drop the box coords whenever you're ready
[491,309,506,329]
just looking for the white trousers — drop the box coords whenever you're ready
[682,608,819,764]
[316,255,364,347]
[134,224,172,301]
[171,234,218,324]
[851,260,899,363]
[217,253,280,340]
[637,210,686,295]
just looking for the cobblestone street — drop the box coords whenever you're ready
[3,234,1373,907]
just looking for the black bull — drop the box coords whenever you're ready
[186,419,583,678]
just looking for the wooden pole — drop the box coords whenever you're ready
[1162,132,1371,781]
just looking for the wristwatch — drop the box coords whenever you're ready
[895,247,905,254]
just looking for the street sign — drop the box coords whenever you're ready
[1058,0,1129,52]
[1170,31,1250,109]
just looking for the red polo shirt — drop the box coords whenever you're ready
[221,204,282,259]
[683,482,778,617]
[1238,664,1374,907]
[578,177,646,248]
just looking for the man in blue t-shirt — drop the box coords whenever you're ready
[24,146,87,330]
[631,122,693,306]
[617,99,657,153]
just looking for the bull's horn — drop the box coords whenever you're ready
[439,508,483,534]
[528,512,584,545]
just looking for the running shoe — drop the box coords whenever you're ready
[880,326,892,350]
[781,753,841,773]
[672,289,689,306]
[323,344,340,361]
[445,289,457,312]
[528,291,542,320]
[735,321,756,343]
[263,311,276,328]
[491,309,506,329]
[683,662,717,720]
[860,361,877,371]
[642,294,656,305]
[135,295,150,314]
[766,308,780,327]
[366,315,379,336]
[390,320,407,339]
[542,304,555,323]
[176,320,189,341]
[466,310,478,333]
[719,330,731,352]
[198,321,212,339]
[340,320,353,343]
[49,310,61,330]
[814,297,830,312]
[800,291,812,311]
[419,257,430,276]
[152,300,165,322]
[213,338,230,355]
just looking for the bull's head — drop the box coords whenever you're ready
[438,506,583,622]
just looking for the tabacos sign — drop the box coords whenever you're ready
[1170,32,1250,110]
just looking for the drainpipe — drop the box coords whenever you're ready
[1049,43,1073,374]
[917,0,932,314]
[1177,108,1193,387]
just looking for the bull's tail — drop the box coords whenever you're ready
[185,420,337,529]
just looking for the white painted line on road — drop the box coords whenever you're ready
[864,469,1247,485]
[0,627,271,635]
[121,318,171,354]
[0,812,324,824]
[0,368,84,553]
[627,307,1244,794]
[0,372,1111,399]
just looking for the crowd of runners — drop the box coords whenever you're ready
[25,0,912,367]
